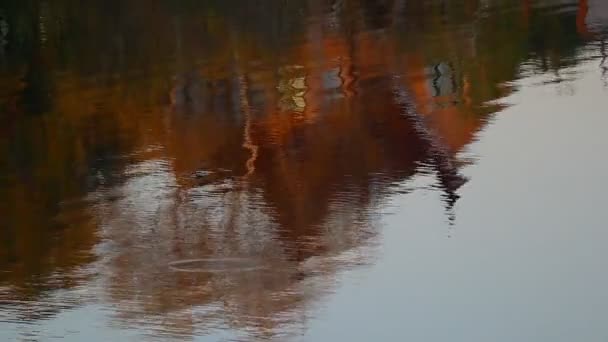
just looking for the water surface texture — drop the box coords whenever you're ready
[1,1,608,341]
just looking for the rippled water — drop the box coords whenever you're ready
[1,0,608,341]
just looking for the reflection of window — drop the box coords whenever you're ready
[322,67,342,90]
[0,11,8,48]
[277,65,307,112]
[247,71,271,108]
[322,67,344,100]
[428,62,455,98]
[290,77,307,110]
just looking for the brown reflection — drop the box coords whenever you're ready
[1,0,606,340]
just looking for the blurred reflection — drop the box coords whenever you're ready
[1,0,607,340]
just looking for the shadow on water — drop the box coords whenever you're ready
[1,0,608,340]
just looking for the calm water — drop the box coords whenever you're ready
[1,0,608,341]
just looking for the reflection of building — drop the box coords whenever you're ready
[0,2,479,337]
[1,0,603,340]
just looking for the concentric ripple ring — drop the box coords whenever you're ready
[168,258,268,273]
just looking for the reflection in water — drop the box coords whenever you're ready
[1,0,607,340]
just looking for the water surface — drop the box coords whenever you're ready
[1,1,608,341]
